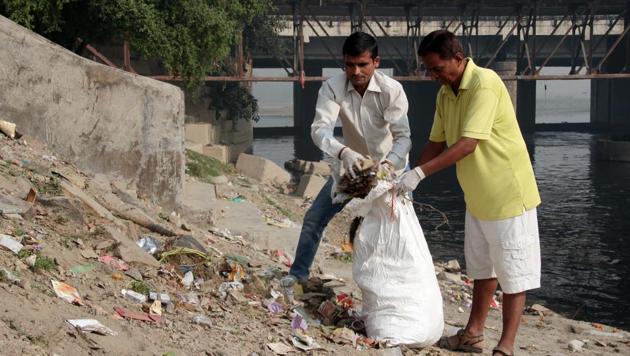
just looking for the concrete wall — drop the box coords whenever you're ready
[180,86,253,160]
[79,42,254,162]
[0,16,185,209]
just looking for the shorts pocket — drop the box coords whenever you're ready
[500,236,532,278]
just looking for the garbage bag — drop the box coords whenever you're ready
[346,181,443,347]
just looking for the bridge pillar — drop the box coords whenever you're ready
[488,60,534,132]
[590,5,630,134]
[489,61,517,111]
[293,65,324,161]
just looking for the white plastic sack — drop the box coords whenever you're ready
[347,181,444,347]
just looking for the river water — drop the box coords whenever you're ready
[252,131,630,329]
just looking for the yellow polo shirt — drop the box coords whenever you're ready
[429,59,541,220]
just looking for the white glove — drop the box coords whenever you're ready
[339,147,365,179]
[396,167,426,193]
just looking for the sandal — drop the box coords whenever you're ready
[492,346,514,356]
[437,328,484,353]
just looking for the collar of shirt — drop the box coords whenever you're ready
[345,72,383,94]
[442,57,476,99]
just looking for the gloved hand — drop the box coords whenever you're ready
[339,147,365,179]
[396,166,426,193]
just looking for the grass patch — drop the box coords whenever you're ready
[185,149,233,182]
[33,255,57,272]
[130,281,151,295]
[37,176,62,196]
[17,249,32,259]
[261,193,300,222]
[13,227,26,237]
[334,252,353,263]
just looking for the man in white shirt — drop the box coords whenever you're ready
[284,32,411,285]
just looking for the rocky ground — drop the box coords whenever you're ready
[0,132,629,356]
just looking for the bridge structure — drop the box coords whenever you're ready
[244,0,630,160]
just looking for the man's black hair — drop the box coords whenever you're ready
[343,32,378,58]
[417,29,464,59]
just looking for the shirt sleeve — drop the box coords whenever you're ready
[461,88,499,140]
[310,81,344,158]
[383,85,411,168]
[429,95,446,142]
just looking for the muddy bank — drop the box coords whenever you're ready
[0,132,628,355]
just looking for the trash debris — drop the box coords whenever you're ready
[335,293,354,309]
[265,217,296,228]
[114,306,162,323]
[525,303,553,316]
[171,235,208,252]
[69,264,96,275]
[218,281,244,299]
[586,329,627,339]
[66,319,117,336]
[159,247,210,264]
[291,313,308,332]
[490,295,501,310]
[292,330,322,351]
[137,236,160,255]
[52,280,83,305]
[336,158,377,201]
[330,327,359,346]
[0,120,16,139]
[177,291,200,309]
[121,288,148,303]
[271,249,293,267]
[266,342,294,355]
[25,254,37,267]
[0,267,21,285]
[209,227,242,242]
[0,234,24,254]
[192,314,213,328]
[25,188,37,203]
[568,339,585,352]
[149,291,172,305]
[149,300,162,316]
[98,255,129,271]
[318,300,343,325]
[228,195,246,203]
[266,301,284,314]
[221,259,246,282]
[292,306,321,327]
[182,271,194,288]
[445,259,461,272]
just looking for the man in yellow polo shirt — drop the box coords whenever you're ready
[396,30,541,356]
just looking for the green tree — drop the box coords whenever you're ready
[0,0,281,92]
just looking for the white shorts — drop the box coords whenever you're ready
[464,208,541,294]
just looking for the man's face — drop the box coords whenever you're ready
[344,51,380,91]
[421,52,465,86]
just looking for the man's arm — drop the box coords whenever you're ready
[417,140,447,166]
[311,81,344,157]
[419,137,478,176]
[383,86,411,169]
[397,137,477,193]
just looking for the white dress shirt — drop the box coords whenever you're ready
[311,71,411,172]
